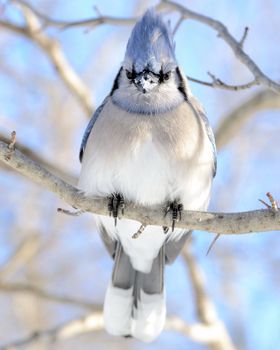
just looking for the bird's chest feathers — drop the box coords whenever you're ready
[80,100,210,205]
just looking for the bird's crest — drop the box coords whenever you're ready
[124,9,176,74]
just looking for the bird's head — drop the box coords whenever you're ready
[111,9,188,114]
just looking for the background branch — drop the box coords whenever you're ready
[160,0,280,94]
[0,282,101,310]
[182,248,236,350]
[0,311,237,350]
[0,1,94,115]
[215,89,280,149]
[2,0,277,93]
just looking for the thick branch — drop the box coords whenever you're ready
[0,133,77,184]
[160,0,280,94]
[0,140,279,234]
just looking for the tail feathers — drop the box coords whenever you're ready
[104,243,166,342]
[104,242,135,336]
[132,289,166,342]
[104,283,134,336]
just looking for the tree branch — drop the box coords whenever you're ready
[0,133,77,185]
[215,89,280,149]
[187,75,257,91]
[0,311,236,349]
[0,2,94,115]
[0,140,279,234]
[160,0,280,94]
[0,281,101,310]
[10,0,137,29]
[2,0,273,93]
[0,312,104,350]
[0,235,40,279]
[182,248,236,350]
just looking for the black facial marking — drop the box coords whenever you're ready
[175,67,188,101]
[110,67,123,95]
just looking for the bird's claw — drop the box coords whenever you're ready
[108,193,125,226]
[164,200,183,232]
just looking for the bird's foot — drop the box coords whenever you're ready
[164,200,183,232]
[108,193,125,226]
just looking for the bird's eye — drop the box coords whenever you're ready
[126,70,134,80]
[163,72,171,80]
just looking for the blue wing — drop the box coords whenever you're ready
[79,97,108,162]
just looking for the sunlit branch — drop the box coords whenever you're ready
[0,140,279,235]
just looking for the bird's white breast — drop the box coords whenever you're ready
[78,97,214,270]
[79,97,213,210]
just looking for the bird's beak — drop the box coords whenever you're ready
[134,72,159,93]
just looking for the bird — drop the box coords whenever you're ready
[78,8,216,342]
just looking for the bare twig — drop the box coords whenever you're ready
[9,0,137,30]
[173,14,184,34]
[187,75,257,91]
[57,208,85,216]
[131,224,147,239]
[0,140,279,234]
[206,234,221,256]
[3,0,277,93]
[182,248,236,350]
[239,26,249,48]
[4,130,16,160]
[160,0,280,94]
[259,192,279,213]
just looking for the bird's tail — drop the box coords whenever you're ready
[104,242,166,342]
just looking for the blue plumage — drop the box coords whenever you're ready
[124,9,176,73]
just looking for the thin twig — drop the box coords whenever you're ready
[132,224,146,239]
[160,0,280,94]
[57,208,85,216]
[259,192,279,213]
[4,130,16,160]
[173,14,184,34]
[239,26,249,48]
[206,234,221,256]
[9,0,136,30]
[187,74,257,91]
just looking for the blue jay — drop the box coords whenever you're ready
[78,9,216,342]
